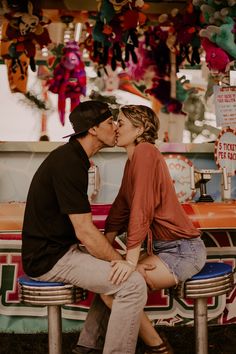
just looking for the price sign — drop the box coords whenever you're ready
[164,154,196,203]
[214,85,236,127]
[214,127,236,176]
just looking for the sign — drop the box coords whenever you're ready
[164,154,195,202]
[214,85,236,127]
[214,127,236,176]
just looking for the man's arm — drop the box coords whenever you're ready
[105,231,118,245]
[69,213,123,261]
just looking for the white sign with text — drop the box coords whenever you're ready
[214,128,236,176]
[214,86,236,128]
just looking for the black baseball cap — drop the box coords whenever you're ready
[63,100,113,138]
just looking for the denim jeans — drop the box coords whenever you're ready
[34,244,147,354]
[152,237,207,282]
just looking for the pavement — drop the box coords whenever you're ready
[0,324,235,353]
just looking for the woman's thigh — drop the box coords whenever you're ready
[138,255,177,290]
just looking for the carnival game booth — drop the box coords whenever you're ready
[0,201,235,333]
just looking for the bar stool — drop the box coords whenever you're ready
[18,276,87,354]
[172,262,234,354]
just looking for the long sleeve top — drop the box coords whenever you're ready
[105,142,200,252]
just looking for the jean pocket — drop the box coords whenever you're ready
[153,240,180,253]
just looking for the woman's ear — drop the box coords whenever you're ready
[137,127,144,136]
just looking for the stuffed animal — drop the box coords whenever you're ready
[200,17,236,58]
[47,41,86,126]
[183,93,206,138]
[201,37,232,72]
[0,0,51,93]
[91,0,146,72]
[2,0,51,72]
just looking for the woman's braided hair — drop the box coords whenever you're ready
[120,105,160,144]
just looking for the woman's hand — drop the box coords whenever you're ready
[109,260,136,285]
[136,263,156,289]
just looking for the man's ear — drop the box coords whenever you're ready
[88,126,98,136]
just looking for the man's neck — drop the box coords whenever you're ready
[77,136,103,158]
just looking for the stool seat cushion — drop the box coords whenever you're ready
[18,275,65,287]
[191,262,232,281]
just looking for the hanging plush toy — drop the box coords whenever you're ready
[47,41,86,126]
[90,0,147,73]
[200,17,236,59]
[201,37,232,72]
[0,0,51,93]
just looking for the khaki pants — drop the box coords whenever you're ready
[34,244,147,354]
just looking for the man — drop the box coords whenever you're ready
[22,100,147,354]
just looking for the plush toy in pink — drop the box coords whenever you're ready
[201,37,232,72]
[47,41,86,125]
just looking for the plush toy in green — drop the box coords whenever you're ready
[200,17,236,58]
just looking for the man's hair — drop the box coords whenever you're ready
[64,100,111,139]
[76,100,109,138]
[120,105,160,144]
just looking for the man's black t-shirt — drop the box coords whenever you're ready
[22,138,91,277]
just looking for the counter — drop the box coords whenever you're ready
[0,201,235,333]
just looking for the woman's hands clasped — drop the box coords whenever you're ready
[109,259,136,285]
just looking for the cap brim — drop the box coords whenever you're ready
[62,131,82,139]
[62,109,113,139]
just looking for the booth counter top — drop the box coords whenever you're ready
[0,141,215,154]
[0,201,236,232]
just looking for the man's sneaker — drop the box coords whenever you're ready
[72,345,103,354]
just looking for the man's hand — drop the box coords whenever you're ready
[136,263,156,289]
[109,260,135,285]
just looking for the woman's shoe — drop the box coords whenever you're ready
[144,336,173,354]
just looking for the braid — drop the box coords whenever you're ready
[121,105,159,144]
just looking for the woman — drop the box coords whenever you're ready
[104,105,206,354]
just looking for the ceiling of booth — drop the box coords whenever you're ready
[42,0,188,22]
[0,0,188,19]
[41,0,187,12]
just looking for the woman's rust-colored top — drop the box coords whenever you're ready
[105,142,200,252]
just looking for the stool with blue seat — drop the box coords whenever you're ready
[18,276,87,354]
[172,262,234,354]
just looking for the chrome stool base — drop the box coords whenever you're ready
[172,262,234,354]
[18,276,87,354]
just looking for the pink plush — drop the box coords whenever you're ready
[201,38,231,72]
[48,41,86,125]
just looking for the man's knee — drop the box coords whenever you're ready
[126,271,148,305]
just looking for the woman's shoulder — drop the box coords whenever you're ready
[135,142,160,156]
